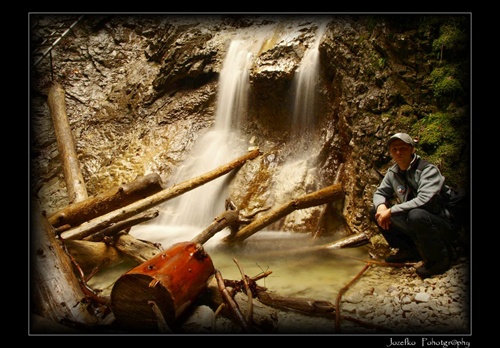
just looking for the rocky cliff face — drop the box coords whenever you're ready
[30,14,470,241]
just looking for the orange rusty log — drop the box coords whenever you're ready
[110,241,215,332]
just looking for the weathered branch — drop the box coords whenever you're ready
[215,270,250,333]
[224,183,343,242]
[59,148,261,241]
[31,200,98,328]
[190,210,240,245]
[83,209,159,242]
[49,173,164,228]
[47,82,88,204]
[114,233,164,263]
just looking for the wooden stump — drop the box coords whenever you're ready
[110,241,215,332]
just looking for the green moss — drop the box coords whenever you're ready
[432,22,468,59]
[429,66,464,100]
[411,111,469,189]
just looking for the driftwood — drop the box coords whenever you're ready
[64,240,123,276]
[114,233,164,263]
[191,210,241,245]
[256,291,335,316]
[47,81,88,204]
[59,148,261,241]
[49,173,164,229]
[215,270,250,333]
[203,272,278,333]
[83,209,159,242]
[320,232,370,250]
[190,198,253,245]
[66,210,163,274]
[224,183,343,242]
[31,200,99,329]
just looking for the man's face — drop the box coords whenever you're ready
[389,139,414,169]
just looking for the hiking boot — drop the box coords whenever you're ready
[416,258,450,279]
[385,249,421,263]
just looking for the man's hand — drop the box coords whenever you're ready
[375,204,391,230]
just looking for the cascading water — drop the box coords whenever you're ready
[157,39,253,230]
[273,22,330,227]
[289,21,328,151]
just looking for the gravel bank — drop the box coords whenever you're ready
[178,256,471,336]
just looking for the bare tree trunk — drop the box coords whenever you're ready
[49,173,164,229]
[59,149,261,241]
[47,81,88,204]
[224,183,343,242]
[31,200,98,330]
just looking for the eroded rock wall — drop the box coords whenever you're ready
[30,14,470,240]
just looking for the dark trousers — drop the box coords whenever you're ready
[371,207,456,262]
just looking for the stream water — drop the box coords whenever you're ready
[91,226,369,302]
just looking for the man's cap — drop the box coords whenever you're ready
[388,133,416,147]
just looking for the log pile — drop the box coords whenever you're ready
[31,82,376,334]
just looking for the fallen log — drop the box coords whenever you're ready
[224,183,343,242]
[47,81,88,204]
[114,233,164,264]
[64,239,123,276]
[59,148,261,241]
[31,199,99,329]
[110,241,215,332]
[48,173,164,228]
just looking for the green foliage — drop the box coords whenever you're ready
[432,22,468,58]
[412,111,469,189]
[429,66,464,100]
[377,57,387,70]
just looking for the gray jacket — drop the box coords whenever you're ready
[373,154,451,218]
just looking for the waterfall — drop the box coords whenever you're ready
[157,40,253,230]
[290,22,328,150]
[272,22,329,227]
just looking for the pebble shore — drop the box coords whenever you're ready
[180,256,471,336]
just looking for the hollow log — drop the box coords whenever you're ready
[48,173,164,229]
[110,242,215,332]
[47,81,88,204]
[31,199,98,329]
[59,148,261,241]
[225,183,343,242]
